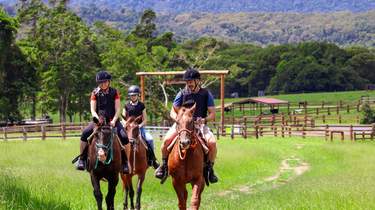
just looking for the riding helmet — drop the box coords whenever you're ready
[183,68,201,81]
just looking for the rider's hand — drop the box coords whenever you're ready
[196,117,206,125]
[110,120,116,127]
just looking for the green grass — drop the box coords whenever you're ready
[215,90,375,105]
[1,136,375,209]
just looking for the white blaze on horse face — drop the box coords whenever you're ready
[98,148,106,162]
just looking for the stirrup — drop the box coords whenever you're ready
[122,163,129,174]
[155,165,168,184]
[76,158,86,171]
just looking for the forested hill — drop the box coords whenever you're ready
[1,1,374,46]
[2,0,375,13]
[75,8,375,47]
[79,0,375,13]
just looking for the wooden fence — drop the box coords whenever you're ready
[1,122,374,142]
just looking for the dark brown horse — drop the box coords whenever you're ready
[168,104,206,210]
[87,118,121,210]
[121,116,148,210]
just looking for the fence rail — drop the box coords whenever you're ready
[1,122,375,142]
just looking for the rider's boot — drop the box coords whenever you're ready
[121,149,130,174]
[155,158,168,184]
[76,141,87,171]
[146,142,160,169]
[206,161,218,183]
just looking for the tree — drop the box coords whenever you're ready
[0,9,35,122]
[132,9,156,39]
[34,3,100,122]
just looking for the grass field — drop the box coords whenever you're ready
[216,90,375,105]
[1,136,375,209]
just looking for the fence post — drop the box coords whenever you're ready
[323,115,326,123]
[302,126,306,139]
[325,125,329,141]
[350,125,353,141]
[3,127,7,141]
[347,105,350,113]
[357,103,360,112]
[327,107,331,115]
[316,108,319,115]
[274,126,277,137]
[22,127,27,141]
[41,125,46,140]
[288,127,292,137]
[61,124,66,140]
[230,125,234,140]
[243,118,247,139]
[281,126,285,138]
[216,125,220,140]
[255,125,259,139]
[336,105,339,115]
[338,115,342,124]
[372,123,375,141]
[311,119,315,128]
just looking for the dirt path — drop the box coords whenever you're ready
[218,151,310,197]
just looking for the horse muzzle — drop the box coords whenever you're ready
[97,148,107,162]
[180,138,191,150]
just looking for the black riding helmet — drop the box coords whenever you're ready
[128,85,140,96]
[96,71,112,83]
[183,68,201,81]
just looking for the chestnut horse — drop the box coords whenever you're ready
[87,119,121,210]
[121,116,148,210]
[168,104,205,210]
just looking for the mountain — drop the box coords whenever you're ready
[1,0,374,46]
[2,0,375,13]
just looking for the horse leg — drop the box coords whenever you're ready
[128,178,135,210]
[190,178,205,210]
[90,174,103,210]
[106,174,119,210]
[135,174,145,210]
[123,177,129,210]
[172,179,188,210]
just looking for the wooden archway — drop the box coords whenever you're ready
[136,70,229,134]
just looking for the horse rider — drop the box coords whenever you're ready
[155,68,219,184]
[121,85,160,169]
[76,70,130,174]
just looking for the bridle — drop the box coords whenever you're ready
[92,125,115,169]
[176,120,198,160]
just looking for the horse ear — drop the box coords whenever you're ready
[93,117,99,125]
[135,115,143,124]
[189,103,196,114]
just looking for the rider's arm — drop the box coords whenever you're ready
[139,109,147,127]
[171,90,183,121]
[121,107,127,126]
[90,100,99,120]
[205,91,215,123]
[206,106,215,122]
[112,98,121,123]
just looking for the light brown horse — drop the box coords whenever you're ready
[168,104,205,210]
[121,116,148,210]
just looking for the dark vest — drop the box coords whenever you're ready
[182,88,209,118]
[94,87,117,120]
[125,101,145,119]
